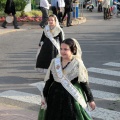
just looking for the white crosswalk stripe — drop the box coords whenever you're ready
[92,90,120,101]
[89,77,120,88]
[0,90,41,105]
[91,107,120,120]
[104,62,120,67]
[88,67,120,77]
[88,62,120,119]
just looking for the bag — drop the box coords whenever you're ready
[6,16,14,23]
[38,107,46,120]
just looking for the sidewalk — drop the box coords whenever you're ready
[0,103,38,120]
[0,27,26,35]
[0,17,86,35]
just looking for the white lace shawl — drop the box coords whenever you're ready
[44,57,88,83]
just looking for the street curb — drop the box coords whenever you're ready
[73,17,86,25]
[0,17,86,26]
[0,29,26,35]
[0,17,86,35]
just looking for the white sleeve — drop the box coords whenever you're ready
[43,0,49,7]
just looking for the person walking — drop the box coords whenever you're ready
[98,0,103,12]
[102,0,110,19]
[1,0,19,29]
[57,0,65,24]
[112,0,118,17]
[62,0,73,27]
[39,0,51,28]
[36,14,64,74]
[51,0,58,16]
[38,38,96,120]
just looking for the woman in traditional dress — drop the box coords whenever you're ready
[36,14,65,73]
[39,38,96,120]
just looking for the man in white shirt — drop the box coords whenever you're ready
[102,0,110,19]
[39,0,51,28]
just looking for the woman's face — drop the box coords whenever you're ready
[60,43,73,59]
[48,17,56,26]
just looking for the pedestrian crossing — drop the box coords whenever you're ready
[92,89,120,101]
[89,77,120,88]
[0,61,120,120]
[88,62,120,120]
[103,62,120,67]
[88,67,120,77]
[92,107,120,120]
[0,90,41,105]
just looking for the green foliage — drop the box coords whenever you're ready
[24,10,42,17]
[31,0,36,4]
[0,10,42,17]
[0,0,6,11]
[24,12,34,17]
[0,11,6,17]
[14,0,27,11]
[0,0,27,11]
[30,10,41,17]
[31,0,37,9]
[16,11,22,17]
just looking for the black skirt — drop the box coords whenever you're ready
[36,32,63,69]
[36,40,58,69]
[45,81,76,120]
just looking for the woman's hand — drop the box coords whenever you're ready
[89,101,96,110]
[41,97,47,109]
[41,99,45,105]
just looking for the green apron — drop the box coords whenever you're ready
[38,107,46,120]
[74,83,92,120]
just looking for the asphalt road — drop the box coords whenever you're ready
[0,8,120,120]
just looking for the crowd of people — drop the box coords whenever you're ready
[37,38,96,120]
[1,0,74,29]
[1,1,97,120]
[37,1,96,120]
[39,0,74,28]
[0,1,96,120]
[1,1,120,120]
[1,0,119,29]
[97,0,119,20]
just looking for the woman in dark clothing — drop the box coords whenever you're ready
[62,0,73,27]
[1,0,19,29]
[36,14,64,73]
[38,38,96,120]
